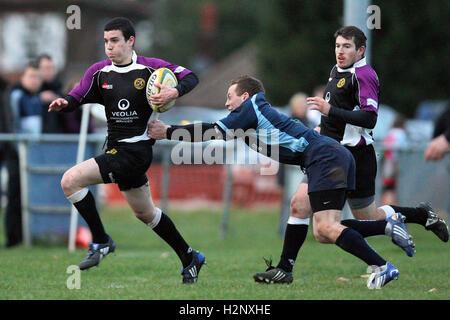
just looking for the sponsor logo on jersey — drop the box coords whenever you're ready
[337,78,345,88]
[118,98,130,110]
[113,100,138,119]
[325,91,331,102]
[134,78,145,90]
[106,148,118,155]
[111,110,138,117]
[102,83,113,89]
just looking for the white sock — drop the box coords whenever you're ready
[379,205,396,219]
[67,188,89,204]
[147,207,162,229]
[287,216,310,225]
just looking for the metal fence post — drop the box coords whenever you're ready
[220,163,233,239]
[68,104,91,252]
[17,140,31,247]
[278,164,290,238]
[160,144,171,213]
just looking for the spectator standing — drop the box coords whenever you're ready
[38,54,63,133]
[381,116,408,205]
[424,106,450,162]
[289,92,315,129]
[10,61,43,134]
[0,75,22,247]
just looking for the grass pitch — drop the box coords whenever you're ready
[0,206,448,300]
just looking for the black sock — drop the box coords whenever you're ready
[73,191,108,244]
[335,228,386,266]
[276,224,308,272]
[341,219,387,237]
[390,205,428,225]
[152,212,192,268]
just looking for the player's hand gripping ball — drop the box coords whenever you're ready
[146,68,178,113]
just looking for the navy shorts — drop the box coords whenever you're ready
[95,140,153,191]
[304,136,356,194]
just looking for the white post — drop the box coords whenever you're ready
[344,0,371,64]
[342,0,371,220]
[68,104,91,252]
[18,141,31,247]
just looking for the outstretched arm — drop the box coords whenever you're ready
[148,120,223,141]
[48,95,81,113]
[48,98,68,112]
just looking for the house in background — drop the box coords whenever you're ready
[0,0,152,84]
[0,0,261,110]
[176,43,260,109]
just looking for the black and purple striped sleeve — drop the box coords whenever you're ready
[354,65,380,114]
[66,60,111,108]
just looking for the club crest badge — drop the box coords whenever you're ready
[134,78,145,90]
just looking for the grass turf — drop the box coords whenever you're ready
[0,206,448,300]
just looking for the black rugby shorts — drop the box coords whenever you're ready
[95,140,153,191]
[346,144,377,199]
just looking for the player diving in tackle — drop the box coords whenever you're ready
[147,75,415,289]
[48,17,205,284]
[253,25,449,285]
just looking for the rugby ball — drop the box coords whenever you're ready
[146,67,178,113]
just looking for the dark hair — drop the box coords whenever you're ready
[36,54,52,65]
[230,75,265,96]
[104,17,135,41]
[392,115,406,129]
[334,26,367,50]
[25,60,40,71]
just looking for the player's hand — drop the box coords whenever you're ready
[40,90,60,104]
[307,97,331,116]
[150,83,179,107]
[148,120,170,140]
[48,98,68,112]
[424,134,450,162]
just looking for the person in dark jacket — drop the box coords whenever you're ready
[0,75,22,248]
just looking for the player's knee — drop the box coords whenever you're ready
[134,211,149,223]
[313,228,326,243]
[314,222,335,243]
[134,207,158,224]
[61,171,76,196]
[290,195,310,219]
[313,229,330,243]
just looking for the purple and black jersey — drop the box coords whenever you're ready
[321,57,380,146]
[68,51,194,145]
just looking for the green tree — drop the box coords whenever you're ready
[371,0,450,116]
[150,0,449,113]
[151,0,263,73]
[256,0,343,105]
[257,0,450,111]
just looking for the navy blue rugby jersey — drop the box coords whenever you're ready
[215,92,321,165]
[69,51,193,145]
[321,57,380,146]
